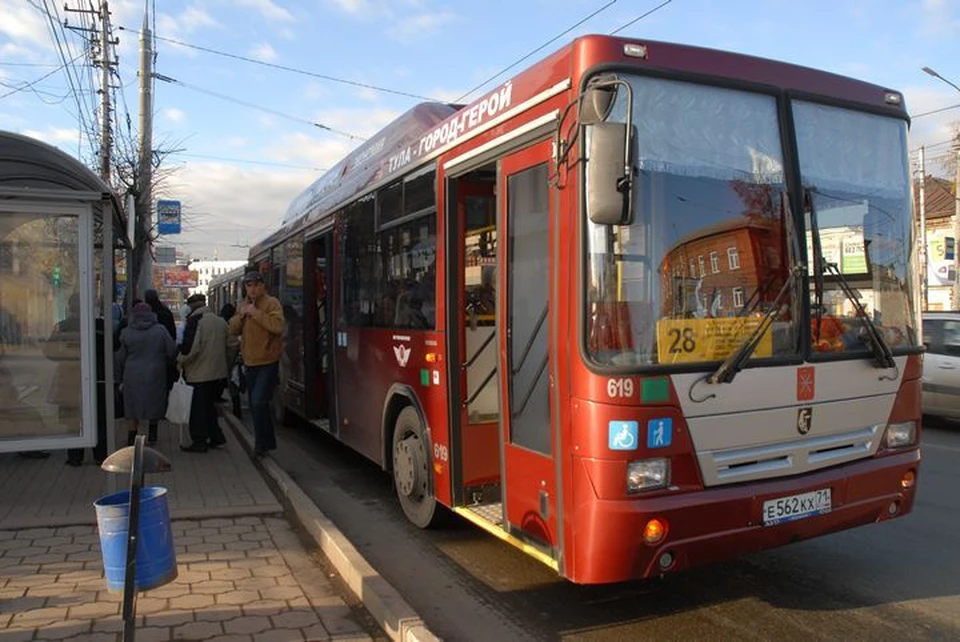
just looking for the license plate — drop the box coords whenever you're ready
[762,488,831,526]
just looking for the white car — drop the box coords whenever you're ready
[922,312,960,419]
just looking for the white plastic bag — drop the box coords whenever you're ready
[165,376,193,425]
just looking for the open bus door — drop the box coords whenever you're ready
[304,231,335,429]
[496,139,558,562]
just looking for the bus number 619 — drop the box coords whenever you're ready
[607,378,634,399]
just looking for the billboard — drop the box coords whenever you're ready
[161,266,198,287]
[157,200,181,235]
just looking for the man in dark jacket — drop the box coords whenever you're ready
[177,293,230,452]
[144,289,176,340]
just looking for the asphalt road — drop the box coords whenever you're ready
[265,413,960,641]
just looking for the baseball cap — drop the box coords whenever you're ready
[243,271,264,284]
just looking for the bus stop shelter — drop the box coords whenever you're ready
[0,131,127,456]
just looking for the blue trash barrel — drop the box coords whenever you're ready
[93,486,177,592]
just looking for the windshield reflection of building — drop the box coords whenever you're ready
[661,217,785,320]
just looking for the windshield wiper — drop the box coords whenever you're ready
[805,187,895,369]
[709,264,803,384]
[806,188,825,341]
[821,261,896,369]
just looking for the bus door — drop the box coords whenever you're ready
[453,175,501,506]
[498,140,557,554]
[305,231,335,429]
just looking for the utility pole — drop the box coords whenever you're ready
[64,1,116,182]
[919,146,928,311]
[98,1,112,182]
[955,148,960,309]
[135,5,154,298]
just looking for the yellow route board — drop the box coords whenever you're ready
[656,317,773,364]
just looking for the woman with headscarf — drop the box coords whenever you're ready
[116,301,176,445]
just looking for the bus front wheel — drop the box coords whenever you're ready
[392,406,439,528]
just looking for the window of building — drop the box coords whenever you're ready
[710,251,719,273]
[728,247,740,270]
[697,256,705,277]
[733,286,745,308]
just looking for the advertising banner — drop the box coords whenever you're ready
[161,266,198,287]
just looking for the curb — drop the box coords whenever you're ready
[222,412,440,642]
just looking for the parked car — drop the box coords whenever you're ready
[922,311,960,419]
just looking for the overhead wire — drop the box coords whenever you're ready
[117,26,440,102]
[455,0,621,103]
[610,0,673,35]
[153,73,366,141]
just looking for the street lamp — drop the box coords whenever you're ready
[923,66,960,93]
[922,66,960,309]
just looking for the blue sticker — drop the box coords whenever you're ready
[647,418,673,448]
[608,421,639,450]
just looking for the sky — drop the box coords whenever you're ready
[2,0,960,261]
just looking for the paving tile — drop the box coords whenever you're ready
[22,552,67,565]
[207,533,242,544]
[195,605,244,623]
[271,608,321,629]
[220,524,255,535]
[172,620,223,639]
[0,595,47,614]
[136,626,177,642]
[207,635,254,642]
[60,632,117,642]
[256,628,307,642]
[199,518,235,529]
[33,536,73,548]
[9,605,69,628]
[68,601,121,619]
[169,593,216,610]
[30,619,90,640]
[135,597,171,615]
[259,586,304,602]
[186,542,227,554]
[250,566,291,579]
[0,530,15,541]
[223,615,272,635]
[240,600,287,617]
[143,583,191,600]
[0,628,36,642]
[210,567,253,582]
[190,579,237,595]
[141,609,194,628]
[233,576,279,592]
[300,623,332,641]
[15,527,57,539]
[217,589,262,606]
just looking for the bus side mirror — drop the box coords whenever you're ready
[586,122,636,226]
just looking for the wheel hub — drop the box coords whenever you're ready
[394,434,425,499]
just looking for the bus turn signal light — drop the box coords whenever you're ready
[901,470,916,489]
[425,352,439,364]
[642,518,668,545]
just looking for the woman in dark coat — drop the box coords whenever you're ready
[117,302,176,445]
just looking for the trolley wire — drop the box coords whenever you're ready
[117,26,440,103]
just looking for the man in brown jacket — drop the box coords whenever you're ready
[228,271,284,456]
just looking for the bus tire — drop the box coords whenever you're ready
[392,406,439,528]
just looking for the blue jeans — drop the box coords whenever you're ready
[245,362,278,451]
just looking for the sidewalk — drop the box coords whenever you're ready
[0,415,398,641]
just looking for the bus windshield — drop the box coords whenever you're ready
[794,102,918,356]
[585,75,917,369]
[586,75,797,367]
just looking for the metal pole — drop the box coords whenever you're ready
[98,0,112,183]
[121,434,146,642]
[136,6,153,298]
[955,149,960,309]
[919,146,928,310]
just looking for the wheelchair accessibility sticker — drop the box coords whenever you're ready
[608,421,639,450]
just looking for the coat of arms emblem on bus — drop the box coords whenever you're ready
[797,407,812,435]
[393,344,411,367]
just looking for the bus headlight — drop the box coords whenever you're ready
[883,421,917,448]
[627,458,669,493]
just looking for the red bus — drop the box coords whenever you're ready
[247,34,921,584]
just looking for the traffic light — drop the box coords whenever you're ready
[52,265,61,287]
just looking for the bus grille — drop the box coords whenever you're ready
[699,424,880,487]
